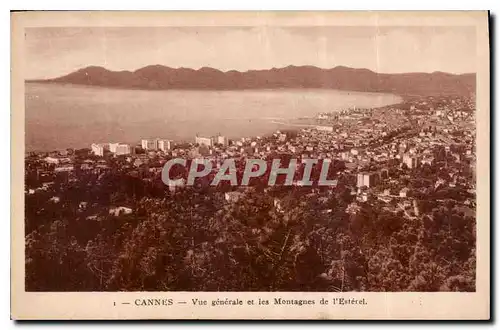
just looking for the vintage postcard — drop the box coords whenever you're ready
[11,11,490,320]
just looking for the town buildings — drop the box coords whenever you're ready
[141,138,173,151]
[403,153,420,169]
[158,139,172,152]
[357,172,379,188]
[26,94,476,230]
[91,143,108,156]
[141,139,158,150]
[195,136,213,147]
[109,143,132,155]
[114,144,131,155]
[215,135,229,146]
[195,134,228,147]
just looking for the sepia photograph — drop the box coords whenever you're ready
[11,11,490,320]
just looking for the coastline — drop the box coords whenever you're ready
[25,85,403,153]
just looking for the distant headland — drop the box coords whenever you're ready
[27,65,476,97]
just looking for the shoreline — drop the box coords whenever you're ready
[24,81,407,99]
[24,84,406,153]
[23,107,400,154]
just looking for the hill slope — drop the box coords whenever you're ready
[29,65,476,97]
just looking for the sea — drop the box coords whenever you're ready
[25,83,402,152]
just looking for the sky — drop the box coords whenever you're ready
[25,26,476,79]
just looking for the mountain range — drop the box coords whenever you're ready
[28,65,476,97]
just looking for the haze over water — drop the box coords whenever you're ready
[25,83,402,152]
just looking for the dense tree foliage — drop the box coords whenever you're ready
[25,168,475,292]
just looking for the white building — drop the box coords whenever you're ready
[225,191,243,203]
[109,143,119,153]
[91,143,108,156]
[168,178,186,193]
[195,136,214,147]
[109,206,133,216]
[403,154,420,169]
[54,165,74,172]
[215,135,229,146]
[356,172,378,188]
[158,139,172,152]
[44,156,60,164]
[399,188,410,198]
[108,143,131,155]
[141,139,158,150]
[316,125,334,132]
[115,144,131,155]
[340,152,350,161]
